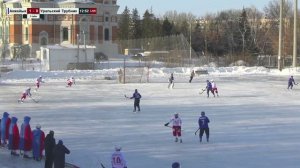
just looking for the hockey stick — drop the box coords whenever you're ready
[65,162,80,168]
[199,89,206,94]
[124,94,129,99]
[164,124,184,131]
[29,96,39,103]
[194,128,200,135]
[165,125,174,129]
[100,162,106,168]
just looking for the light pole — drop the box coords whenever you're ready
[77,33,79,63]
[83,30,87,62]
[189,21,192,66]
[278,0,283,71]
[293,0,298,67]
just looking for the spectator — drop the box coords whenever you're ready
[19,116,32,158]
[53,140,70,168]
[32,124,45,161]
[1,112,11,146]
[44,130,56,168]
[8,117,20,156]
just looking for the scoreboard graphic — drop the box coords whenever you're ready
[7,8,97,19]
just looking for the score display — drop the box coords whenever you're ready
[7,8,97,15]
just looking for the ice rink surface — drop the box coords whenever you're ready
[1,74,300,168]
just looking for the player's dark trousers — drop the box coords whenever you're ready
[134,99,140,111]
[189,77,193,83]
[207,89,214,97]
[199,128,209,142]
[45,156,54,168]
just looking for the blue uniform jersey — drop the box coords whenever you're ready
[131,92,141,100]
[198,116,210,129]
[206,82,212,90]
[288,77,295,84]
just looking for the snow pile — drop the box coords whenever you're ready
[1,65,300,168]
[1,66,299,84]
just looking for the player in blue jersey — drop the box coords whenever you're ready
[198,111,210,142]
[287,76,297,89]
[130,89,142,112]
[206,80,214,98]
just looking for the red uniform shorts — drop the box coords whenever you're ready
[172,126,181,137]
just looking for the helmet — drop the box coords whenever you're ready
[201,111,205,116]
[174,113,179,118]
[36,124,41,129]
[206,80,209,82]
[115,145,122,151]
[28,87,31,90]
[172,162,180,168]
[211,79,214,82]
[58,140,63,145]
[49,130,54,136]
[39,75,42,78]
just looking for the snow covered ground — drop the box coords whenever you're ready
[1,66,300,168]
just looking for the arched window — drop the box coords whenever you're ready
[104,28,109,41]
[79,17,89,44]
[39,31,48,46]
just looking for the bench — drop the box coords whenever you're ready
[195,70,209,75]
[104,76,112,80]
[0,67,13,73]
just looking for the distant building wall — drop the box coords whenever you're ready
[41,45,95,71]
[2,0,120,59]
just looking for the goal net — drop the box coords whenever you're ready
[118,66,149,83]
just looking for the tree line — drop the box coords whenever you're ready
[118,0,297,66]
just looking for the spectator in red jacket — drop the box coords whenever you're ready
[8,117,20,156]
[32,124,45,161]
[19,116,32,158]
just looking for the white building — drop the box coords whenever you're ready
[40,44,95,70]
[0,0,119,59]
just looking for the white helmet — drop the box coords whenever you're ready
[211,79,214,82]
[36,124,41,129]
[115,145,122,151]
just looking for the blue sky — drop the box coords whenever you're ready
[117,0,272,17]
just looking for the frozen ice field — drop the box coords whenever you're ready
[0,68,300,168]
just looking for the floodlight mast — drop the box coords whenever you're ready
[278,0,283,71]
[293,0,298,67]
